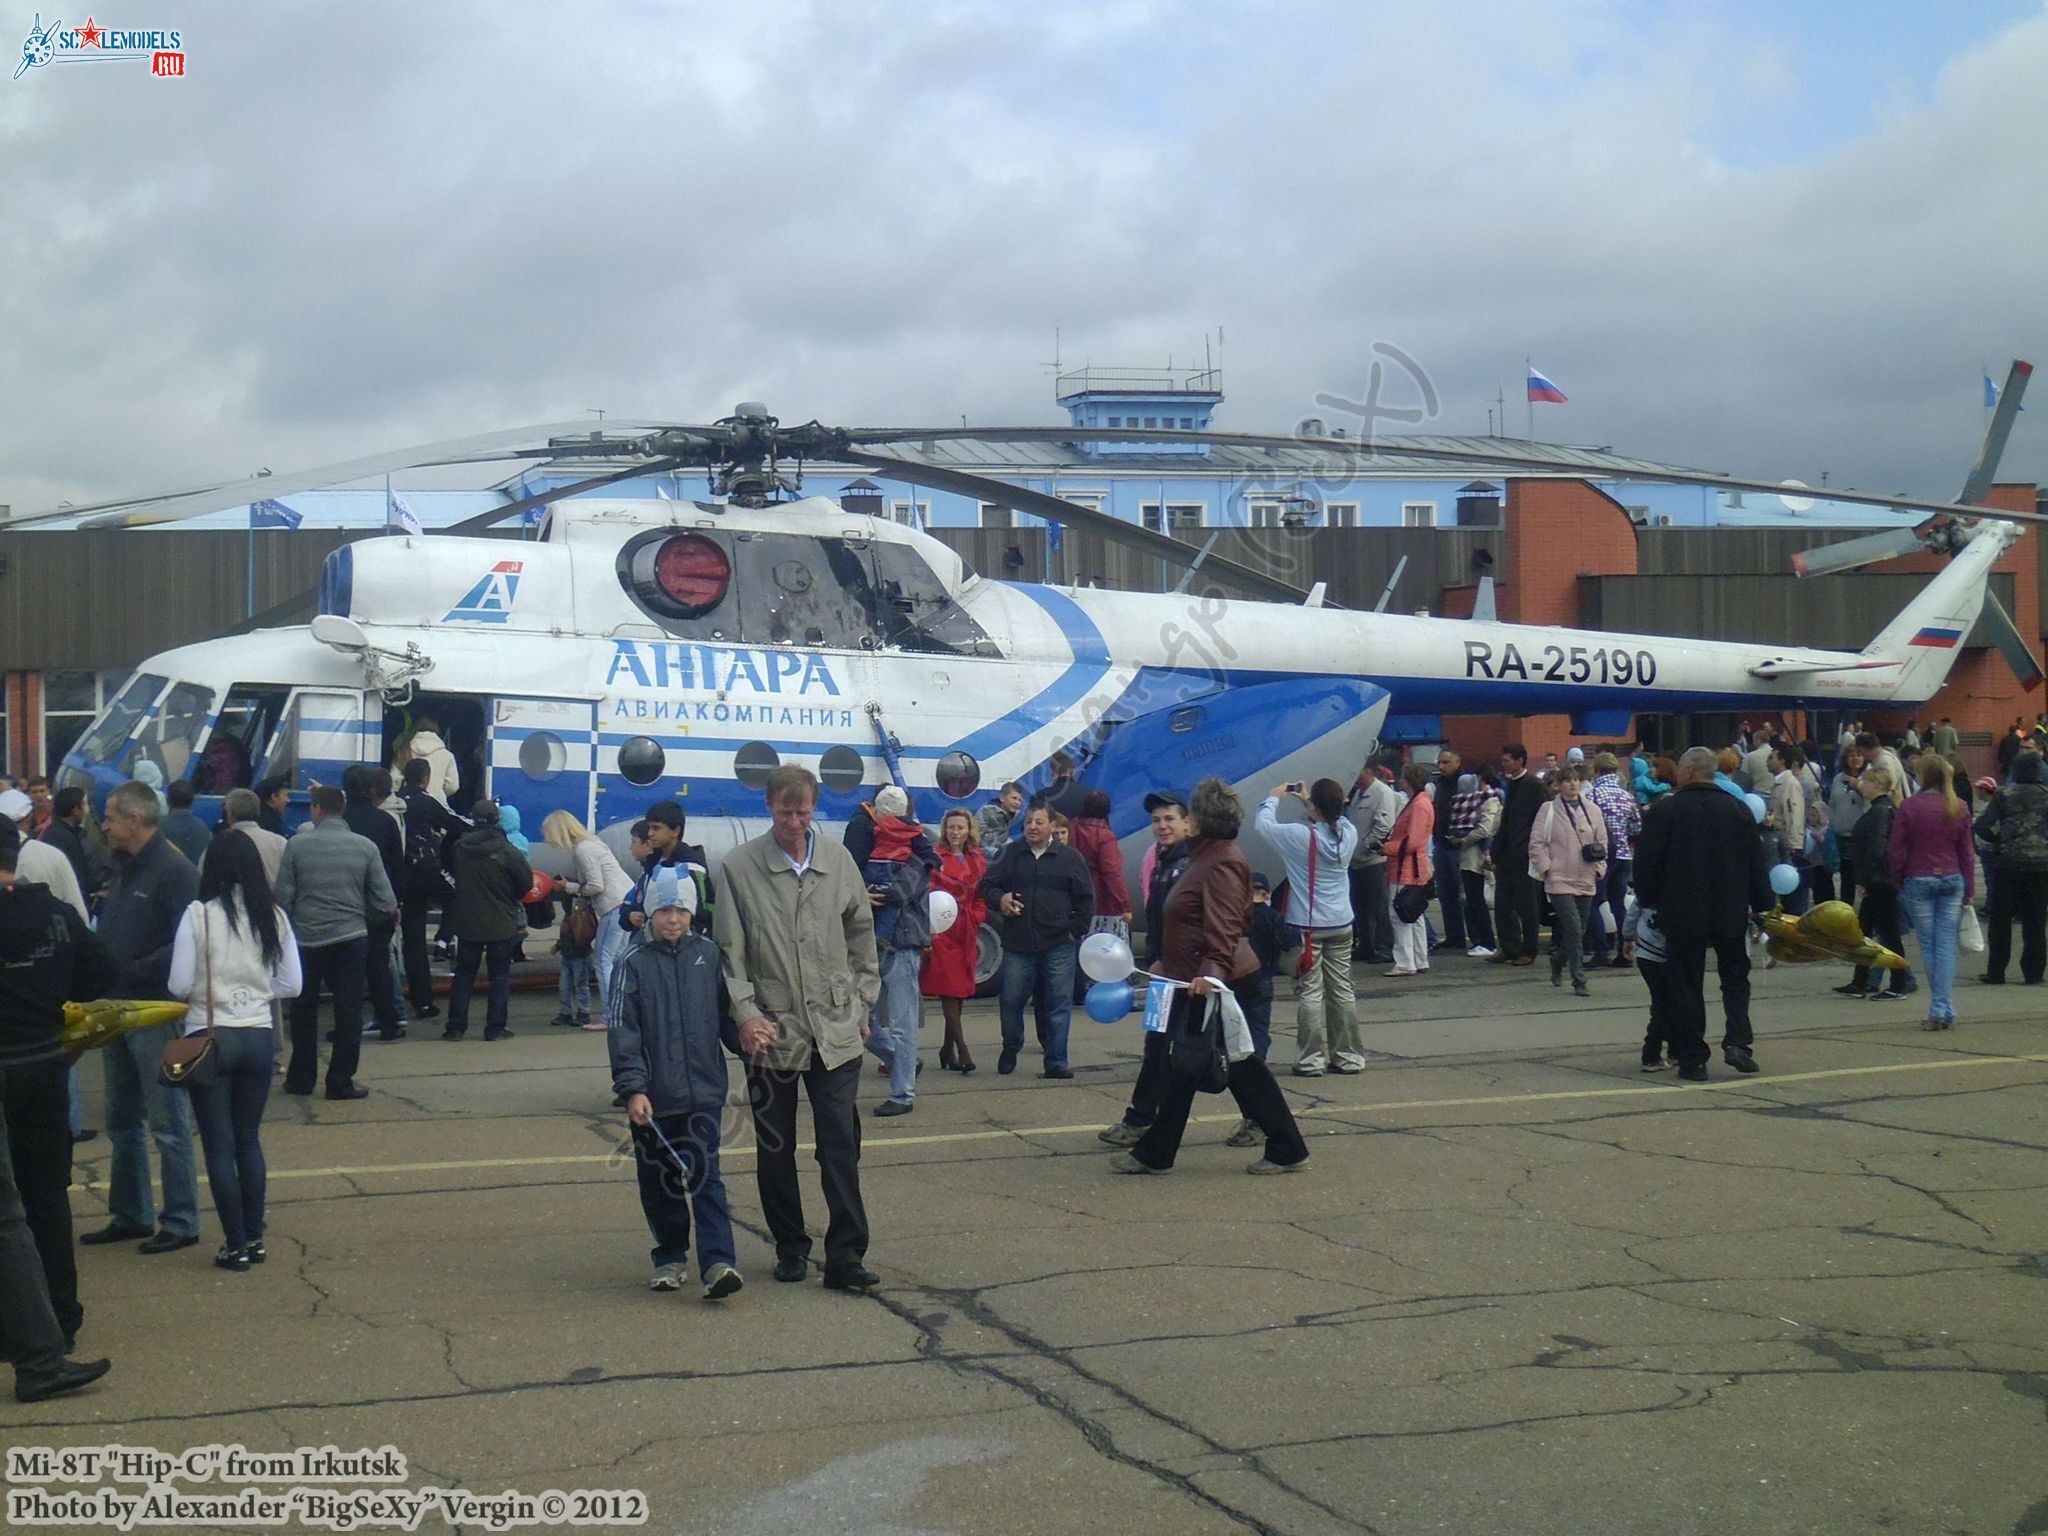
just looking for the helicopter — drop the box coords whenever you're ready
[18,367,2040,918]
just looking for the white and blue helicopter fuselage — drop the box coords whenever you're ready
[59,498,2009,880]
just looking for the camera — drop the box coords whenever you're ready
[1287,781,1306,794]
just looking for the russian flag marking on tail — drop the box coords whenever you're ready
[1909,626,1963,649]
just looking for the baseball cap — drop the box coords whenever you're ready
[0,788,32,823]
[1142,789,1187,813]
[647,870,697,914]
[875,785,910,818]
[1250,872,1271,893]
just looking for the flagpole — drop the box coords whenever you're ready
[1525,357,1534,440]
[245,505,255,620]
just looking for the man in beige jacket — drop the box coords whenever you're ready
[715,765,882,1292]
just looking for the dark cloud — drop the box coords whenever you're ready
[1,0,2042,515]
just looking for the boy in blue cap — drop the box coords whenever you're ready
[609,869,744,1299]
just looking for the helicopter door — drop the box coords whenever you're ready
[264,688,372,795]
[488,697,597,832]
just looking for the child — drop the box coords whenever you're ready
[854,786,937,1109]
[1625,899,1672,1072]
[608,871,743,1300]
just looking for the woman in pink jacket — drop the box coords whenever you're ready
[1381,763,1436,977]
[1888,753,1974,1030]
[1529,770,1608,998]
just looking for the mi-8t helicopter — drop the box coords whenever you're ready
[21,364,2040,913]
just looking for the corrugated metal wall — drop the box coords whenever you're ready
[1580,571,2017,649]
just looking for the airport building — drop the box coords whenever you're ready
[3,371,2041,778]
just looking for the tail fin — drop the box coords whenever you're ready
[1860,521,2020,703]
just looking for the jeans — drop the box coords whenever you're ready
[2,1060,79,1338]
[1459,868,1497,950]
[631,1110,735,1276]
[1349,864,1393,963]
[1494,865,1540,960]
[448,937,516,1036]
[594,917,632,1022]
[400,888,440,1011]
[557,951,592,1019]
[1295,928,1361,1069]
[866,947,924,1102]
[1851,886,1915,995]
[998,941,1076,1071]
[287,939,367,1093]
[102,1022,200,1238]
[745,1056,866,1269]
[1433,852,1466,948]
[0,1084,68,1380]
[183,1028,274,1251]
[1588,859,1631,965]
[1131,988,1308,1170]
[1550,893,1592,986]
[364,918,404,1036]
[1901,873,1965,1025]
[1984,866,2048,984]
[67,1067,84,1137]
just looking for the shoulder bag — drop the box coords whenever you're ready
[160,905,218,1088]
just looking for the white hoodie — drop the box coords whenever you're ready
[408,730,461,807]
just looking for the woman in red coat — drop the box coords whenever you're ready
[923,807,988,1073]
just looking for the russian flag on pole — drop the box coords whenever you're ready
[1527,368,1568,405]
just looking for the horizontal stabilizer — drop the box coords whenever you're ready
[1746,657,1901,679]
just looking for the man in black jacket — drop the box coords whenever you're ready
[1101,790,1191,1147]
[1634,747,1776,1080]
[443,802,533,1042]
[38,788,110,907]
[1490,744,1547,966]
[344,767,408,1042]
[85,781,201,1252]
[1429,748,1467,951]
[980,805,1094,1078]
[397,759,462,1020]
[0,824,117,1403]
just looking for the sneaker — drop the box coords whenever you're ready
[1329,1060,1364,1075]
[213,1245,251,1272]
[873,1099,913,1117]
[649,1263,686,1292]
[1866,989,1905,1003]
[1098,1120,1143,1147]
[243,1240,267,1265]
[1572,982,1590,998]
[1247,1157,1308,1175]
[1223,1118,1259,1148]
[575,1013,593,1027]
[1675,1062,1709,1082]
[1832,984,1870,998]
[1467,946,1497,959]
[702,1262,743,1301]
[1107,1151,1168,1174]
[1292,1063,1325,1078]
[549,1013,578,1028]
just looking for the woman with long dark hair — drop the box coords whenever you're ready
[922,808,987,1074]
[167,831,303,1269]
[1254,777,1358,1076]
[1109,777,1309,1175]
[1889,753,1973,1030]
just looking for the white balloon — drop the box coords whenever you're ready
[928,889,959,935]
[1078,931,1135,984]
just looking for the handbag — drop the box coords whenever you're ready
[562,897,600,952]
[1162,990,1230,1094]
[1393,883,1431,924]
[159,906,218,1089]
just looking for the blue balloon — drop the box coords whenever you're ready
[1085,981,1135,1024]
[1744,793,1768,824]
[1769,863,1802,897]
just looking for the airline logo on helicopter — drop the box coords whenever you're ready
[443,560,524,625]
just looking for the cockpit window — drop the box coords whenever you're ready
[73,673,167,767]
[871,542,995,656]
[193,685,291,793]
[130,681,217,783]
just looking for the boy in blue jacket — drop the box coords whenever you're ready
[608,871,743,1300]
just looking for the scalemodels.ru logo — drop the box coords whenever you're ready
[14,13,186,80]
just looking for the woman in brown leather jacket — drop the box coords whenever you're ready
[1109,778,1310,1175]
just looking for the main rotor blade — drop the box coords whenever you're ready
[11,420,684,530]
[846,424,2048,527]
[1790,524,1936,578]
[1959,360,2033,506]
[445,458,692,536]
[836,449,1311,603]
[1980,588,2046,691]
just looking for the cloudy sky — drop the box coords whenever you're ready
[2,0,2044,517]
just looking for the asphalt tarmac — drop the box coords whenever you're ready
[11,950,2047,1536]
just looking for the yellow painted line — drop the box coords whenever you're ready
[66,1051,2048,1192]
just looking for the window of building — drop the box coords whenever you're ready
[40,670,109,773]
[1401,501,1437,528]
[888,501,929,527]
[1143,416,1159,429]
[1107,417,1123,428]
[1180,416,1194,429]
[1249,502,1282,528]
[1324,503,1359,528]
[1140,503,1205,533]
[1058,492,1105,517]
[978,503,1015,530]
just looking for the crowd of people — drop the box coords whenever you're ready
[4,707,2045,1400]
